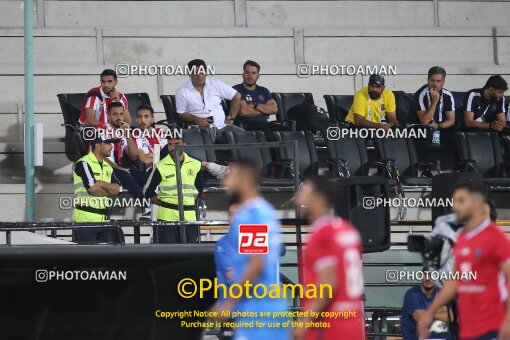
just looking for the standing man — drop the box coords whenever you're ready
[463,75,507,131]
[233,60,278,130]
[294,176,365,340]
[176,59,243,141]
[80,69,131,128]
[402,272,452,340]
[418,179,510,340]
[72,133,122,243]
[143,134,228,243]
[143,134,203,244]
[214,159,289,340]
[344,74,397,130]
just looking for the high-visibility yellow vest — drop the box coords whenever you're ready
[72,151,114,222]
[156,152,201,221]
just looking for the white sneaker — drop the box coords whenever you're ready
[206,163,229,178]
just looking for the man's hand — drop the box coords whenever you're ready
[431,121,439,131]
[195,117,211,127]
[224,117,234,126]
[490,120,505,132]
[379,123,394,132]
[417,310,434,339]
[119,121,130,131]
[430,88,440,104]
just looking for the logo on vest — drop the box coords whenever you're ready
[187,169,195,177]
[165,174,175,179]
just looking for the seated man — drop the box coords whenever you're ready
[233,60,278,130]
[412,66,456,158]
[463,75,507,132]
[80,69,131,128]
[104,102,150,218]
[344,74,397,130]
[176,59,243,141]
[131,104,227,177]
[402,272,452,340]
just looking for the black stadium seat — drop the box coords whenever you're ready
[223,131,295,188]
[393,91,414,125]
[325,135,387,177]
[124,93,152,122]
[451,91,466,130]
[274,131,318,179]
[456,132,510,189]
[271,92,314,129]
[57,93,87,162]
[375,136,441,187]
[161,94,183,128]
[323,94,353,123]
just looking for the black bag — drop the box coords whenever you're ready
[287,100,330,134]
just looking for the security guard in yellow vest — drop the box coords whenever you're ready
[143,134,203,243]
[73,133,122,242]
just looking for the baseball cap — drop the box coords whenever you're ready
[368,74,385,86]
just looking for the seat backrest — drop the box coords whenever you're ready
[451,91,466,130]
[58,93,85,125]
[271,93,314,122]
[181,128,216,162]
[456,132,501,176]
[323,95,353,122]
[325,136,368,176]
[124,93,151,123]
[57,93,88,162]
[224,131,272,176]
[274,131,318,177]
[393,91,413,125]
[375,137,417,175]
[160,94,184,128]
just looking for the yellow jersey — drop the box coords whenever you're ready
[345,87,396,124]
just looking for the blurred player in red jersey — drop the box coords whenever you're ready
[294,177,365,340]
[418,179,510,340]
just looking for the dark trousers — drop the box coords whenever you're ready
[153,221,199,244]
[74,228,112,243]
[113,168,150,207]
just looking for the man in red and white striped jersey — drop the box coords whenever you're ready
[294,177,365,340]
[80,69,131,128]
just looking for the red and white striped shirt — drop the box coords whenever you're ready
[79,86,129,126]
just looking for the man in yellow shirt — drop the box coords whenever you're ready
[345,74,397,130]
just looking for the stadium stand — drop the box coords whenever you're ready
[2,1,510,338]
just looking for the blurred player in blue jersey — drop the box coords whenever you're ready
[214,196,241,293]
[214,159,289,340]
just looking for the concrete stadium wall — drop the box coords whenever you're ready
[2,0,510,28]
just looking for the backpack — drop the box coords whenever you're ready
[287,100,330,135]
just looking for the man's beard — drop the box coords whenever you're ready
[422,284,434,292]
[368,91,381,100]
[456,211,472,224]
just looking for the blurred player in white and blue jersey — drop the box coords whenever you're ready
[214,159,289,340]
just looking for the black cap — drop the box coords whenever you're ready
[368,74,385,86]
